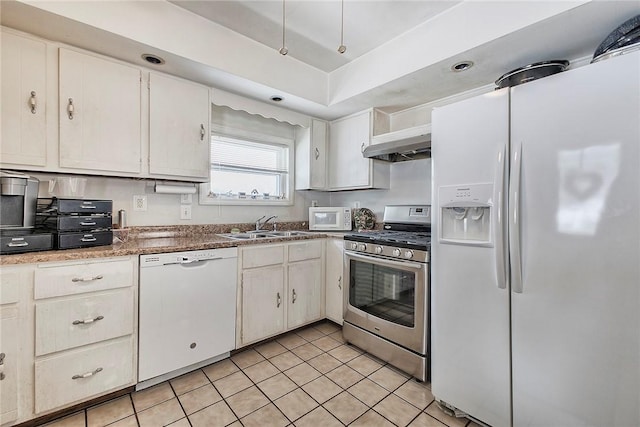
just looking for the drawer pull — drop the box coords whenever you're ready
[79,221,97,226]
[338,276,342,290]
[67,98,74,120]
[72,315,104,325]
[292,288,297,304]
[80,236,97,242]
[276,292,281,308]
[80,205,97,209]
[72,274,104,283]
[7,241,29,247]
[72,367,103,380]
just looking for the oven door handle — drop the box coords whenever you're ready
[346,252,424,270]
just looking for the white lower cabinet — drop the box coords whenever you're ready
[0,310,19,425]
[0,265,31,426]
[32,256,138,417]
[240,265,285,344]
[237,240,325,347]
[287,259,322,329]
[325,238,345,324]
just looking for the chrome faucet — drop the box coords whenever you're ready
[255,215,278,231]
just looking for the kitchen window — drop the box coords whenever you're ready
[199,104,297,206]
[207,135,291,203]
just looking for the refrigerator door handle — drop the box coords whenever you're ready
[494,144,507,289]
[509,142,524,293]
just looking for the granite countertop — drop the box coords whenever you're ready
[0,222,344,266]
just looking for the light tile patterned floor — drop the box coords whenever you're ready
[42,322,480,427]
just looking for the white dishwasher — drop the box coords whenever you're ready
[138,247,237,387]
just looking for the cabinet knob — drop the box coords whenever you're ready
[29,91,37,114]
[67,98,75,120]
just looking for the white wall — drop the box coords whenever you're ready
[30,159,428,227]
[32,173,329,227]
[329,158,431,221]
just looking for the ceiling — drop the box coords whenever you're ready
[1,1,639,120]
[168,1,461,73]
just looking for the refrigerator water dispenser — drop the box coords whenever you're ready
[439,183,493,246]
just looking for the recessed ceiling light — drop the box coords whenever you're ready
[270,96,284,102]
[451,61,474,72]
[142,54,165,65]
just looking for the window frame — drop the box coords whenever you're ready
[199,129,295,206]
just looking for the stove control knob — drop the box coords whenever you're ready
[357,243,367,251]
[350,242,358,250]
[404,250,414,259]
[392,248,401,257]
[375,246,383,254]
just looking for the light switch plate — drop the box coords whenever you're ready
[180,205,192,220]
[133,195,147,211]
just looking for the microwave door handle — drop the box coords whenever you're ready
[347,252,423,270]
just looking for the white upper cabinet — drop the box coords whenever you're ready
[1,32,47,167]
[149,73,210,181]
[59,48,142,174]
[328,109,389,190]
[295,118,328,190]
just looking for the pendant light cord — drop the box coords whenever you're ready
[279,0,288,55]
[338,0,346,54]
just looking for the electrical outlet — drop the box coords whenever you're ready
[180,205,192,220]
[354,201,361,209]
[133,195,147,211]
[181,194,193,204]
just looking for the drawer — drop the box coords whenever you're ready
[35,288,134,356]
[34,258,134,299]
[38,198,113,214]
[37,215,112,231]
[35,336,134,414]
[54,230,113,249]
[241,244,285,269]
[288,240,323,262]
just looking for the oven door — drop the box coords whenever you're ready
[344,250,428,355]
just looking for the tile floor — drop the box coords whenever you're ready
[42,322,479,427]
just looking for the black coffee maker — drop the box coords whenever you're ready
[0,170,52,254]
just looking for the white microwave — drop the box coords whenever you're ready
[309,207,352,231]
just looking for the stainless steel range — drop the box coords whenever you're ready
[343,205,431,381]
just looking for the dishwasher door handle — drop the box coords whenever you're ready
[163,256,223,266]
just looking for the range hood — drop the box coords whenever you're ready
[363,124,431,162]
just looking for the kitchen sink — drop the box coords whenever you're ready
[218,231,311,240]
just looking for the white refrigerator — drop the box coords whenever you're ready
[431,50,640,427]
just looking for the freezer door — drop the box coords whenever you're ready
[431,89,511,427]
[510,51,640,426]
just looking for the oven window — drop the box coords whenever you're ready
[349,259,415,327]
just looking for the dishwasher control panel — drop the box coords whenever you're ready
[140,247,238,267]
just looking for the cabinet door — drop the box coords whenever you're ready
[0,310,18,424]
[59,48,141,173]
[329,111,372,189]
[149,73,210,180]
[1,32,47,167]
[287,259,322,329]
[325,239,344,324]
[240,266,285,345]
[310,119,327,189]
